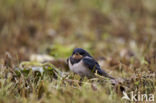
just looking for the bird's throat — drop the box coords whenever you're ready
[70,57,81,65]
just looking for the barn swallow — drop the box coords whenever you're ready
[67,48,115,79]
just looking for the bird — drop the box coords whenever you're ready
[67,48,115,79]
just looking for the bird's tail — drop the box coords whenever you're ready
[98,69,115,80]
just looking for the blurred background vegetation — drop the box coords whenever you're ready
[0,0,155,103]
[0,0,155,60]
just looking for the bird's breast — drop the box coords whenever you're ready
[68,59,93,77]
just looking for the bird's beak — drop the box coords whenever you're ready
[72,53,83,59]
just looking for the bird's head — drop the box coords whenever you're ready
[72,48,91,60]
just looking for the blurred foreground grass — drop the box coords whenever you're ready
[0,0,156,103]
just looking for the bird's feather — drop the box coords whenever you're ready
[83,56,114,79]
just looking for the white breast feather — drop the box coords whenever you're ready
[68,59,92,76]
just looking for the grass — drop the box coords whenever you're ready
[0,0,156,103]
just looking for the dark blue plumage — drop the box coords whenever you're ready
[83,57,114,79]
[72,48,92,57]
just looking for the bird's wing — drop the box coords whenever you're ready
[83,56,114,79]
[83,56,101,72]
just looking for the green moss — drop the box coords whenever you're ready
[49,44,74,58]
